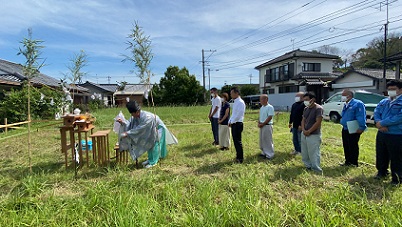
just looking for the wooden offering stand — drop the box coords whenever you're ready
[59,114,95,168]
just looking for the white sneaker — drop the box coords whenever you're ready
[142,160,149,166]
[145,163,156,169]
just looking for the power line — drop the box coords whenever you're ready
[209,3,401,70]
[211,0,324,51]
[213,0,383,57]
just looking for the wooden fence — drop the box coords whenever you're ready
[0,119,62,134]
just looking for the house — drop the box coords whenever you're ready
[330,68,400,95]
[383,51,402,80]
[0,59,90,104]
[254,49,340,109]
[79,81,118,106]
[114,84,153,107]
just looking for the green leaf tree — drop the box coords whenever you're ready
[154,66,205,105]
[351,33,402,69]
[123,21,153,83]
[220,85,232,98]
[240,84,259,97]
[63,50,88,106]
[17,28,45,172]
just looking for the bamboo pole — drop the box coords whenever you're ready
[0,120,30,129]
[28,80,32,173]
[4,118,7,134]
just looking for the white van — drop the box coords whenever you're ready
[322,90,385,123]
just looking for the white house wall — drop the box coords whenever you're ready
[267,92,298,111]
[258,57,334,94]
[332,72,377,92]
[296,58,333,74]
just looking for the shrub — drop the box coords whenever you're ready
[0,85,64,123]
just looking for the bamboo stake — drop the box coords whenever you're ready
[28,80,32,173]
[4,118,7,134]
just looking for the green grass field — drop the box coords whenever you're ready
[0,106,401,226]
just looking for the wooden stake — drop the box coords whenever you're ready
[4,118,7,134]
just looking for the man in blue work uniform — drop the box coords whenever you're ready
[374,80,402,185]
[339,89,367,167]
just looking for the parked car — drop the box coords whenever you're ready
[322,90,385,123]
[243,95,261,109]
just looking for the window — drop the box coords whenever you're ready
[302,63,321,72]
[279,85,299,93]
[326,94,342,103]
[265,69,271,83]
[272,68,279,81]
[263,88,275,94]
[280,64,289,80]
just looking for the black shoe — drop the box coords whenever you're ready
[374,173,389,180]
[339,162,358,167]
[219,147,225,151]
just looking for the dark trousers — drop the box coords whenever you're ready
[211,117,219,144]
[231,122,244,162]
[342,129,361,166]
[292,127,302,153]
[376,132,402,183]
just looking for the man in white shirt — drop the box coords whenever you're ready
[209,88,221,146]
[228,87,246,163]
[258,94,275,159]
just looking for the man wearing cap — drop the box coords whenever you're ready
[117,101,178,168]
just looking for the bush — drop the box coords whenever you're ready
[0,85,64,123]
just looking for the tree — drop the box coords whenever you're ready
[123,21,153,83]
[240,84,258,97]
[351,33,402,69]
[153,66,205,105]
[64,50,88,107]
[220,84,232,97]
[65,50,88,85]
[315,45,351,69]
[17,28,45,173]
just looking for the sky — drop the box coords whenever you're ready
[1,0,401,89]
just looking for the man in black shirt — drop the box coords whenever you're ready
[289,92,305,155]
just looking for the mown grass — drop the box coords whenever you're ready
[0,106,401,226]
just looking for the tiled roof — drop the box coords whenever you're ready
[381,52,402,62]
[0,59,88,92]
[299,78,327,86]
[255,49,339,69]
[114,84,153,95]
[98,84,118,92]
[0,74,24,83]
[353,68,396,79]
[80,81,117,92]
[293,72,339,80]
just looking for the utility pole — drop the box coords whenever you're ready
[202,49,205,92]
[382,0,389,93]
[208,68,211,91]
[201,49,216,100]
[107,75,111,84]
[249,74,252,84]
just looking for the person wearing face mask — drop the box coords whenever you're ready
[288,92,306,155]
[209,87,221,146]
[373,80,402,185]
[301,92,323,173]
[339,89,367,167]
[218,92,231,150]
